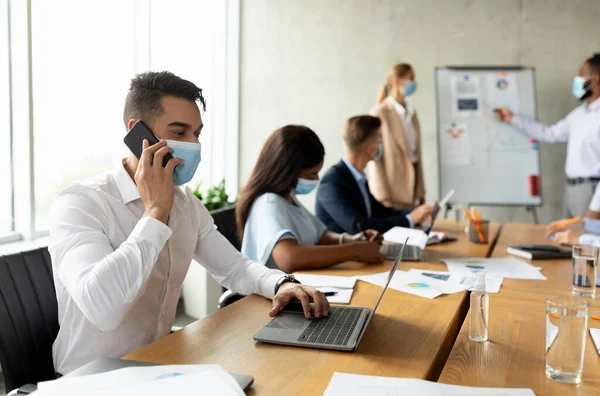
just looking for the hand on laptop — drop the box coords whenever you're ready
[269,283,331,320]
[408,204,434,226]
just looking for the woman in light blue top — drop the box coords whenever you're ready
[236,125,385,273]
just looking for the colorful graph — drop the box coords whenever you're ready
[445,122,464,139]
[496,78,509,91]
[407,283,430,288]
[466,265,485,270]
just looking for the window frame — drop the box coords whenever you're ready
[1,0,240,245]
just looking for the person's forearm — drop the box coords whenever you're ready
[275,244,363,273]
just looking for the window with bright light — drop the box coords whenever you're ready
[0,0,12,236]
[29,0,233,232]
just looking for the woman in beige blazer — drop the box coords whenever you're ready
[367,63,425,210]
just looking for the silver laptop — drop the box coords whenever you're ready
[381,189,456,261]
[253,239,407,351]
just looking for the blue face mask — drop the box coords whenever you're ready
[572,76,591,99]
[402,81,417,96]
[295,178,319,195]
[372,143,383,162]
[165,140,202,186]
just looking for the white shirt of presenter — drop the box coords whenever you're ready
[495,54,600,218]
[49,164,284,374]
[387,96,419,164]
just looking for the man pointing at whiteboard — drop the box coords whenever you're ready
[495,53,600,219]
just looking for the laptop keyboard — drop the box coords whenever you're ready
[296,306,364,346]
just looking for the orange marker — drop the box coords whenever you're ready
[550,216,581,230]
[550,313,560,319]
[590,315,600,321]
[464,209,487,243]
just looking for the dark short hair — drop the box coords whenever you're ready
[588,53,600,75]
[343,115,382,153]
[123,71,206,126]
[236,125,325,237]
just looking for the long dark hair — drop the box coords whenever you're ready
[236,125,325,238]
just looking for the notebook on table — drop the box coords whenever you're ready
[506,245,571,260]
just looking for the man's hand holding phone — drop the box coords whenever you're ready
[136,139,182,225]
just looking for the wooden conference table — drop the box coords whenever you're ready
[438,223,600,395]
[125,221,599,395]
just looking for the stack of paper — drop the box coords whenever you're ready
[324,372,535,395]
[383,227,429,249]
[408,269,504,293]
[590,328,600,356]
[357,270,469,299]
[443,258,547,280]
[294,274,356,304]
[35,365,244,396]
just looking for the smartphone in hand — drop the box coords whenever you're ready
[123,120,174,167]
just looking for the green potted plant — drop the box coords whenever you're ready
[192,179,234,212]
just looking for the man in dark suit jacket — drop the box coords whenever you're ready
[316,115,432,235]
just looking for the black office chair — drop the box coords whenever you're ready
[0,247,59,395]
[210,206,241,251]
[210,206,247,307]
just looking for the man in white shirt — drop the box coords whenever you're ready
[49,71,329,374]
[495,54,600,219]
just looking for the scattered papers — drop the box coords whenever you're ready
[408,269,504,293]
[36,365,244,396]
[294,274,356,289]
[317,286,353,304]
[590,329,600,355]
[384,227,428,249]
[443,258,547,280]
[324,372,535,396]
[357,270,469,300]
[295,274,356,304]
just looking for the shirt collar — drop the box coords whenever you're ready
[387,96,414,119]
[342,157,366,183]
[587,97,600,112]
[112,160,141,204]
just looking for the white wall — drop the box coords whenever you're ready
[239,0,600,224]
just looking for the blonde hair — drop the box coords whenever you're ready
[376,63,413,104]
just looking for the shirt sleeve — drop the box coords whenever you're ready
[49,190,171,331]
[579,233,600,247]
[584,218,600,234]
[241,194,302,266]
[511,114,570,143]
[193,197,284,299]
[588,184,600,213]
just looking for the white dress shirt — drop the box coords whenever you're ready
[387,96,419,164]
[49,162,283,374]
[511,98,600,210]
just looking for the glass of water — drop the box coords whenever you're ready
[546,296,588,384]
[572,244,598,298]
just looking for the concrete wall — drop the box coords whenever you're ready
[239,0,600,224]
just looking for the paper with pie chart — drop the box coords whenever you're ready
[356,270,469,300]
[442,258,547,280]
[440,122,472,166]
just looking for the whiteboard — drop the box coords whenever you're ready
[436,67,542,206]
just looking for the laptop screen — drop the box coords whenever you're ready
[369,238,407,313]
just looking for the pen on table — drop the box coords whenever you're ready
[324,291,338,296]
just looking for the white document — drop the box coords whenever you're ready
[318,286,354,304]
[546,315,559,353]
[408,269,504,294]
[324,372,535,396]
[36,365,244,396]
[589,328,600,355]
[357,270,469,300]
[440,122,472,166]
[294,274,356,289]
[383,227,428,249]
[451,75,482,118]
[443,258,547,280]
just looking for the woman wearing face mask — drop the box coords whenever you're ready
[495,53,600,219]
[237,125,385,273]
[367,63,426,210]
